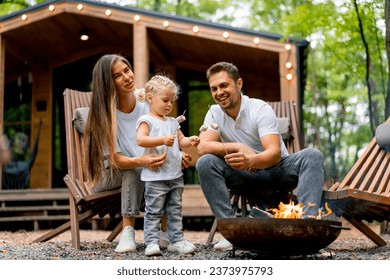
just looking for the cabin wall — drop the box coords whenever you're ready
[30,69,52,188]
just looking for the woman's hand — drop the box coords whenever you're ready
[181,151,192,169]
[144,153,167,170]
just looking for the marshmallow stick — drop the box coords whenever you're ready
[165,110,187,153]
[199,124,208,133]
[174,110,186,137]
[207,105,228,155]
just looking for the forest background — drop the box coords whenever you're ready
[1,0,389,188]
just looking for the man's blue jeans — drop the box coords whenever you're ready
[196,148,324,218]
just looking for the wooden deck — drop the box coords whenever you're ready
[0,185,212,231]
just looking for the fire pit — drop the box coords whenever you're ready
[217,217,349,255]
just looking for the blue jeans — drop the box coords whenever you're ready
[196,148,324,218]
[91,168,144,217]
[144,177,184,245]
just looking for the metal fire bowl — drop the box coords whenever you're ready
[217,217,343,255]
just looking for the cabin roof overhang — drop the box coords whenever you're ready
[0,0,308,99]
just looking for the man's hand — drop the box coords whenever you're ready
[224,152,255,172]
[224,143,256,172]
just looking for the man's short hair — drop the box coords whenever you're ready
[206,62,240,82]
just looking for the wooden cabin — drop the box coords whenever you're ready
[0,0,308,190]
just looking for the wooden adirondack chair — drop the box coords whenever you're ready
[33,89,122,249]
[323,117,390,247]
[207,100,303,244]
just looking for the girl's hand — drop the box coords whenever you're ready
[189,136,200,146]
[163,135,175,147]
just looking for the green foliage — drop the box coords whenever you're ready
[0,0,29,16]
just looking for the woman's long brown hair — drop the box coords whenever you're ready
[83,54,132,186]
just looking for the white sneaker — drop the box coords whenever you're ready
[184,239,196,250]
[114,226,136,253]
[213,238,233,251]
[145,243,161,256]
[159,230,170,249]
[167,240,195,254]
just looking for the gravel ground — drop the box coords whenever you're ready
[0,219,389,260]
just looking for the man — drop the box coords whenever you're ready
[196,62,324,251]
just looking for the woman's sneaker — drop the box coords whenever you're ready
[145,243,161,256]
[114,226,136,253]
[167,240,195,254]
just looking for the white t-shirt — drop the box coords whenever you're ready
[116,94,150,158]
[203,94,289,157]
[136,115,183,181]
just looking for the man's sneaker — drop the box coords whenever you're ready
[167,240,195,254]
[145,243,161,256]
[114,226,136,253]
[213,238,233,251]
[249,206,274,218]
[159,230,170,249]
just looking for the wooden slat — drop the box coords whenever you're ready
[268,100,302,153]
[368,152,388,194]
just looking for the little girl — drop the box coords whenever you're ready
[136,75,200,256]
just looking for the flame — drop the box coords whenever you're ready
[268,200,332,219]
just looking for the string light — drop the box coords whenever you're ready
[21,14,27,21]
[134,15,141,22]
[285,44,292,51]
[253,37,260,45]
[77,4,83,11]
[286,73,293,80]
[285,62,293,69]
[105,9,112,16]
[48,5,55,12]
[163,20,170,28]
[222,31,229,39]
[192,25,199,33]
[80,29,89,41]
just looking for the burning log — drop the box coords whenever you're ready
[266,200,333,220]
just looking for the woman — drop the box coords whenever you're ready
[83,54,191,253]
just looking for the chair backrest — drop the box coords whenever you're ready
[268,100,302,154]
[63,89,92,200]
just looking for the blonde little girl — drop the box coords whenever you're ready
[136,75,199,256]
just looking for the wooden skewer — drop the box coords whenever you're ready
[208,105,228,155]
